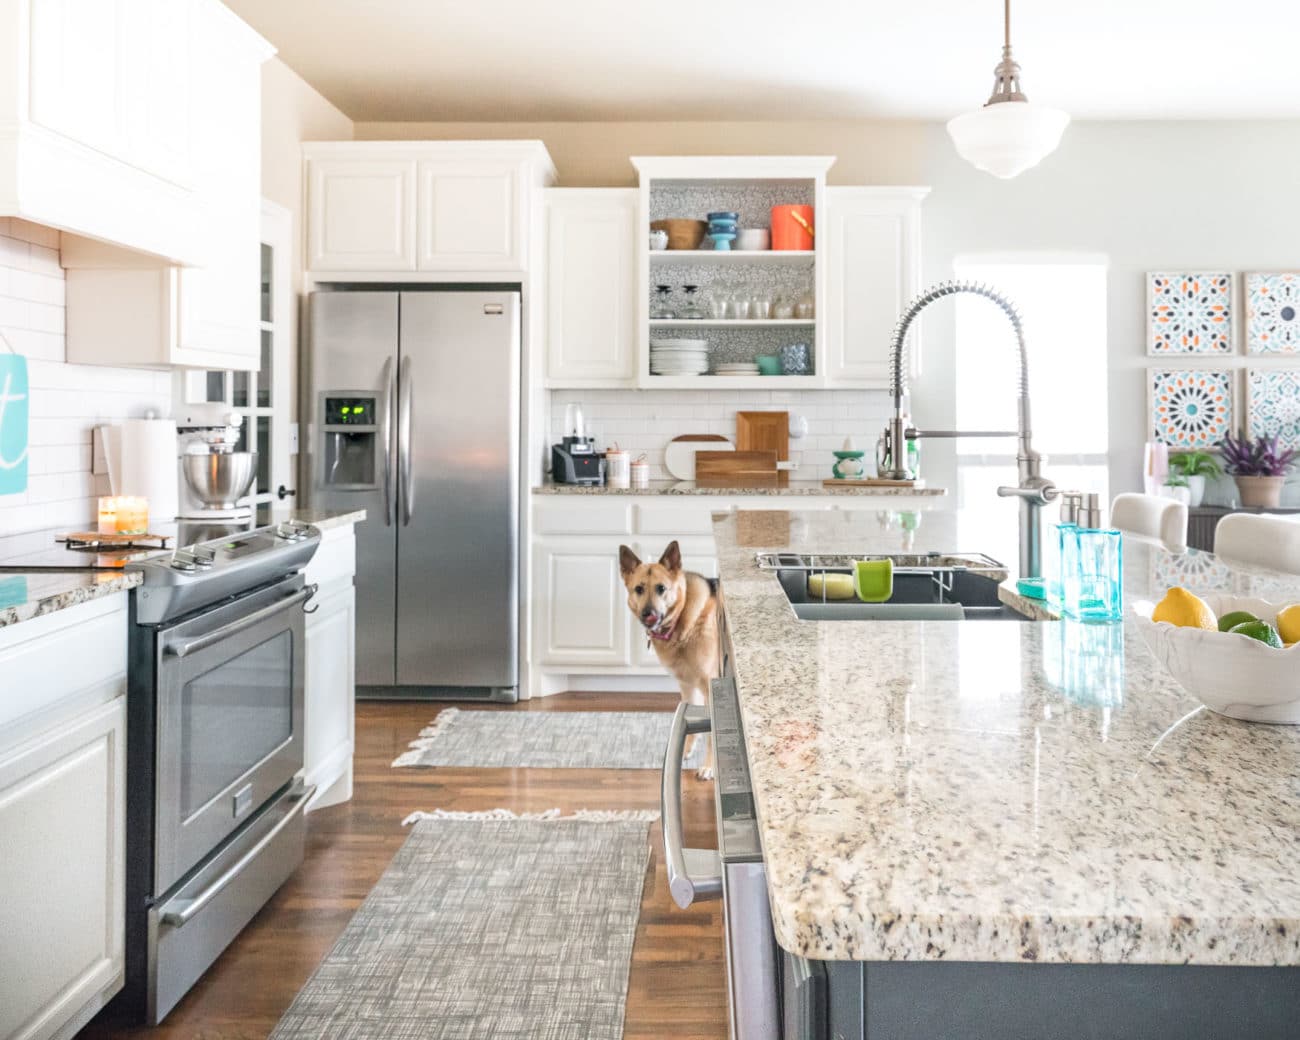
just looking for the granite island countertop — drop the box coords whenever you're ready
[714,507,1300,966]
[0,508,366,630]
[535,478,946,497]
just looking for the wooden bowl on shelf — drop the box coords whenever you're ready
[651,219,707,250]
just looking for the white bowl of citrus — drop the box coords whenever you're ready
[1133,588,1300,723]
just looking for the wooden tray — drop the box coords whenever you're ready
[822,478,921,488]
[695,450,779,479]
[735,411,789,462]
[60,531,171,548]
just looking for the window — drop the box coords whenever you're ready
[952,256,1109,554]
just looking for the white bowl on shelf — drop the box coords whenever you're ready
[650,338,708,350]
[1132,593,1300,723]
[735,228,770,251]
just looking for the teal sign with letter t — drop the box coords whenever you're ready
[0,353,29,496]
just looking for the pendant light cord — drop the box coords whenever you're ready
[1004,0,1011,51]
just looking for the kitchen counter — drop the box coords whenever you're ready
[535,479,946,496]
[714,507,1300,966]
[0,570,140,629]
[256,507,367,532]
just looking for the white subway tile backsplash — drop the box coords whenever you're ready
[549,387,892,481]
[0,229,171,537]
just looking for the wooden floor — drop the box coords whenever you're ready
[80,693,728,1040]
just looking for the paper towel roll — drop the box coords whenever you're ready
[117,418,179,524]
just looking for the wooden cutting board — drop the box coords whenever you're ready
[695,450,779,479]
[735,411,789,462]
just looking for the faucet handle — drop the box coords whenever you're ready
[997,482,1059,506]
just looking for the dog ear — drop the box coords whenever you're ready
[618,545,641,578]
[659,540,682,574]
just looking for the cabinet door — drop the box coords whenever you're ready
[0,699,125,1040]
[416,158,520,271]
[304,585,355,796]
[535,537,631,666]
[633,536,719,669]
[308,158,418,271]
[824,188,923,386]
[545,189,638,384]
[118,0,193,187]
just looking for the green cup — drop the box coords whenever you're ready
[756,354,781,375]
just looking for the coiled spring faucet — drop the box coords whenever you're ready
[878,280,1058,578]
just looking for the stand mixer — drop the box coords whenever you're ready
[177,415,259,521]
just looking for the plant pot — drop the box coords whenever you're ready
[1186,474,1206,508]
[1235,475,1286,509]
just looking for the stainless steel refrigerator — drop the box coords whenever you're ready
[304,289,520,701]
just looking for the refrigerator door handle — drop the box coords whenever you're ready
[399,355,414,526]
[382,355,395,526]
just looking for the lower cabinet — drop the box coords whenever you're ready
[0,597,127,1040]
[534,536,632,666]
[303,524,357,810]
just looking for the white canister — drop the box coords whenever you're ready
[606,448,630,488]
[630,456,649,489]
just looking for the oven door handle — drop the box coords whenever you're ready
[159,780,314,929]
[661,702,722,909]
[164,585,317,659]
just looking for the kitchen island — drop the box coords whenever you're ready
[713,507,1300,1038]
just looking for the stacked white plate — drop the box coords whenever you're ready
[713,362,760,376]
[651,338,709,376]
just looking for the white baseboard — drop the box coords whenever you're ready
[533,673,678,695]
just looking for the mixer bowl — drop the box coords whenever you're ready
[182,451,257,509]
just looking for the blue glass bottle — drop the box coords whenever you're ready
[1064,493,1123,622]
[1052,491,1082,609]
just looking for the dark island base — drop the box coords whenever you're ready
[790,957,1298,1039]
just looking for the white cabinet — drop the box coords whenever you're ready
[0,594,128,1040]
[534,537,631,666]
[61,0,272,370]
[303,142,556,277]
[824,187,928,387]
[544,188,638,386]
[302,523,357,811]
[307,156,417,271]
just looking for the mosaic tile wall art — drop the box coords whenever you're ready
[1147,272,1235,356]
[1148,367,1235,449]
[1247,368,1300,448]
[1245,272,1300,355]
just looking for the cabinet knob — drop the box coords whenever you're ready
[277,485,296,501]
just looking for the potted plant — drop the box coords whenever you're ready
[1219,433,1297,509]
[1167,449,1223,508]
[1161,471,1191,505]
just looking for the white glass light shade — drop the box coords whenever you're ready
[946,100,1070,179]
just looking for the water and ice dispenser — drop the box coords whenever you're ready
[319,394,380,489]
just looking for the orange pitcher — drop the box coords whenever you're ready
[771,204,814,250]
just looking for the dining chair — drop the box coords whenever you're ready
[1214,512,1300,574]
[1110,492,1188,551]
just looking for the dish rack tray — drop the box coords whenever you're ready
[754,551,1005,577]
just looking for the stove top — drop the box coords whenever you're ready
[0,517,268,571]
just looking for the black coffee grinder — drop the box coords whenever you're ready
[550,403,604,485]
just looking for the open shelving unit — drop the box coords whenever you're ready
[632,156,832,389]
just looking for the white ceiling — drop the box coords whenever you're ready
[226,0,1300,123]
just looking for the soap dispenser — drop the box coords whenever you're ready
[1064,492,1123,621]
[1052,490,1083,607]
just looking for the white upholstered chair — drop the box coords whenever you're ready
[1110,492,1188,552]
[1214,513,1300,574]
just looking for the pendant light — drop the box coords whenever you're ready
[946,0,1069,179]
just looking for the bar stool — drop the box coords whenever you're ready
[1110,492,1188,551]
[1214,513,1300,574]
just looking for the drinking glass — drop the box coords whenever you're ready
[751,292,772,320]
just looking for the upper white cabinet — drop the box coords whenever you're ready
[823,187,928,387]
[307,156,417,271]
[544,188,638,386]
[61,0,273,370]
[0,0,260,264]
[304,141,556,276]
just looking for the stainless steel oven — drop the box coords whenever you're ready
[152,575,309,893]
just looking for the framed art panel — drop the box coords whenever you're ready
[1244,272,1300,355]
[1148,367,1236,449]
[1147,272,1235,356]
[1246,368,1300,449]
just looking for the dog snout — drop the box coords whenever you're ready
[641,608,660,625]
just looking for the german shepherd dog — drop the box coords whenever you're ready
[619,540,720,779]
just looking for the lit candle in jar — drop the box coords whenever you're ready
[97,496,118,535]
[115,496,149,535]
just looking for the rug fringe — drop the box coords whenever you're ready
[402,807,660,826]
[390,707,462,767]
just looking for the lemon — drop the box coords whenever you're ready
[1276,604,1300,645]
[1151,587,1218,630]
[1229,620,1284,649]
[1217,609,1260,633]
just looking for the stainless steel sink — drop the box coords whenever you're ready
[756,551,1036,622]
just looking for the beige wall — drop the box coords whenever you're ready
[261,57,352,425]
[357,118,1300,505]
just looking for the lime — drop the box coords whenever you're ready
[1228,620,1284,649]
[1217,609,1260,633]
